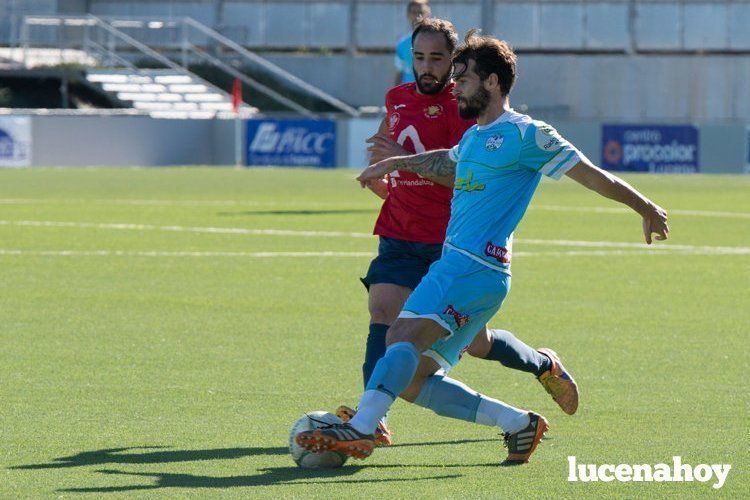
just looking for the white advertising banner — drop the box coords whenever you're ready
[345,117,382,168]
[0,116,31,167]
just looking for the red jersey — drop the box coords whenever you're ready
[373,82,474,244]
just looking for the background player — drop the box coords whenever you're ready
[394,1,431,85]
[300,30,668,465]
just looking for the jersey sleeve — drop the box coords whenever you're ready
[448,128,472,162]
[447,111,475,148]
[519,121,583,180]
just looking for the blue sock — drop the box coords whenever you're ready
[415,374,529,432]
[364,342,420,399]
[485,329,551,377]
[414,374,482,422]
[349,342,421,434]
[362,323,389,389]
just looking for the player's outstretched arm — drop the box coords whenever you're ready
[356,149,456,188]
[565,159,669,244]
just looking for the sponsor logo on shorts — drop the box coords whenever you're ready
[458,345,470,361]
[484,241,511,264]
[443,305,470,328]
[485,134,504,151]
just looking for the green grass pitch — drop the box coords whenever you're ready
[0,167,748,498]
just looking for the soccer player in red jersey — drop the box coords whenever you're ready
[336,19,578,445]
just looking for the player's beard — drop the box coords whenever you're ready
[457,86,491,119]
[414,70,450,95]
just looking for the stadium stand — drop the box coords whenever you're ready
[0,1,748,169]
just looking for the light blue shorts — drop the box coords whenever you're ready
[398,247,511,371]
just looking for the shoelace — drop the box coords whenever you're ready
[305,414,342,430]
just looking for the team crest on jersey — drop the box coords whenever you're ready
[424,104,443,119]
[388,112,400,131]
[485,134,504,151]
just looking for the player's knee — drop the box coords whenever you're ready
[466,328,492,358]
[466,339,488,358]
[384,320,414,346]
[399,374,428,403]
[385,320,427,348]
[368,303,398,324]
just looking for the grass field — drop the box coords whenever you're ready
[1,167,748,498]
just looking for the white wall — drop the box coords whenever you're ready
[264,53,750,122]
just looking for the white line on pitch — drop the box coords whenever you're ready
[0,198,268,207]
[531,204,750,219]
[0,250,374,258]
[1,219,749,254]
[0,220,373,238]
[518,238,750,254]
[0,248,747,258]
[1,198,749,219]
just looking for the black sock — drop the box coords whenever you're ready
[362,323,389,389]
[484,329,551,377]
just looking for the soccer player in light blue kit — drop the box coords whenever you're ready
[297,31,669,465]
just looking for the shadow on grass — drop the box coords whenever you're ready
[9,446,288,470]
[16,439,507,492]
[389,438,498,448]
[217,208,378,217]
[59,466,465,493]
[11,438,498,471]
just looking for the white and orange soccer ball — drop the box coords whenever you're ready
[289,411,349,468]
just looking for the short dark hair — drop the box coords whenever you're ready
[407,0,430,13]
[411,18,459,54]
[452,29,517,96]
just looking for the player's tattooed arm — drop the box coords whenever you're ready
[356,149,456,188]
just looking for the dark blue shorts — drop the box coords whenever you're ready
[361,236,443,291]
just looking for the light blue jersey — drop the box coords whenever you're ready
[446,109,584,275]
[400,109,584,370]
[394,34,415,84]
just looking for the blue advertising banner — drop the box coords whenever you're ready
[246,119,336,167]
[746,126,750,174]
[0,116,31,167]
[601,125,699,173]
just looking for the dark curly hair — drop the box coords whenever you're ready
[452,29,517,96]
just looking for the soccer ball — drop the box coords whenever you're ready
[289,411,349,468]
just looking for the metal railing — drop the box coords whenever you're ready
[20,15,237,105]
[18,14,359,117]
